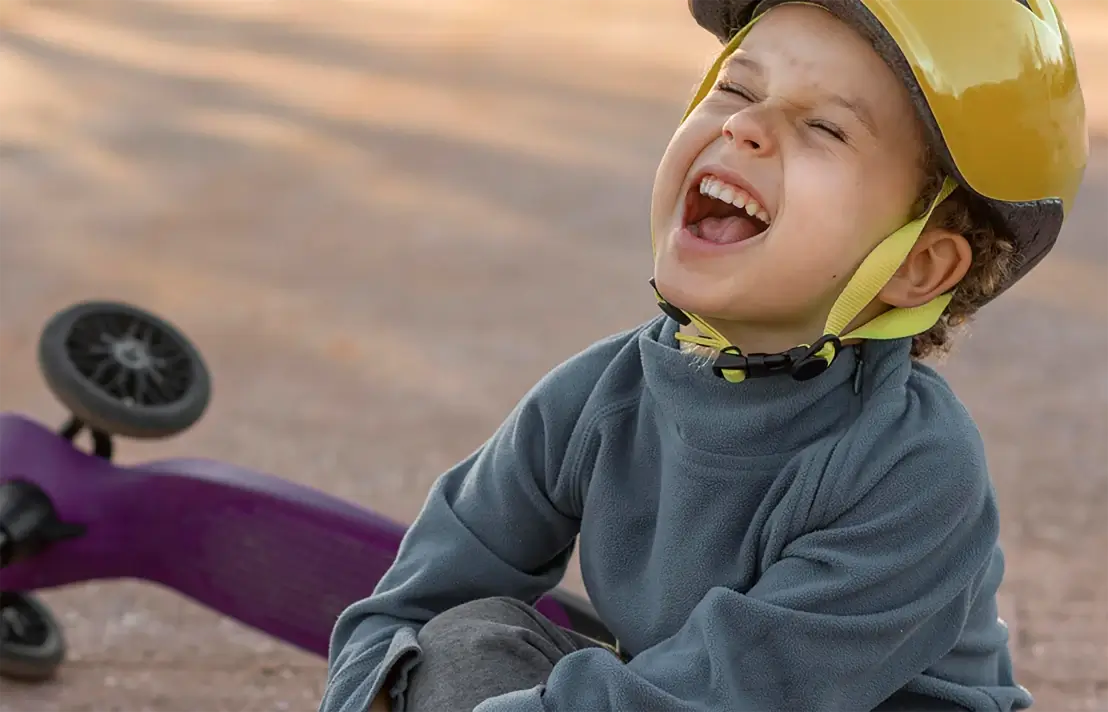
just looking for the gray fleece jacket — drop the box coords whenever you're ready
[320,315,1031,712]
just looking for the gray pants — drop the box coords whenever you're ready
[397,596,620,712]
[392,597,969,712]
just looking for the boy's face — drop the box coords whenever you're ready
[651,3,928,348]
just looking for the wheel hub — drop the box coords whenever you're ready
[110,336,154,371]
[64,312,193,407]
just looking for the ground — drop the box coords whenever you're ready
[0,0,1105,709]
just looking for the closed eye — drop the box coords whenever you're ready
[807,119,848,143]
[715,80,757,103]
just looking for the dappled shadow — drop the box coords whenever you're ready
[35,0,693,117]
[0,11,683,264]
[0,28,656,242]
[0,0,677,449]
[0,22,663,351]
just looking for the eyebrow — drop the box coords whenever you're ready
[722,54,763,75]
[829,95,879,137]
[720,54,880,137]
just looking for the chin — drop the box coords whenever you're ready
[654,262,815,332]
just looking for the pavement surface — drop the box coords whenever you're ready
[0,1,1105,709]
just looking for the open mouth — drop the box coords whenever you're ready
[683,174,772,245]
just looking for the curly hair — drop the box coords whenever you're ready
[909,171,1017,360]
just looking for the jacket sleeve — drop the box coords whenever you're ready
[475,424,1016,712]
[319,370,593,712]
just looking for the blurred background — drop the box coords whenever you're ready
[0,0,1105,709]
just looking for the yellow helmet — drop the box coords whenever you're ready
[657,0,1089,383]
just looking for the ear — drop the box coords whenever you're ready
[879,227,972,308]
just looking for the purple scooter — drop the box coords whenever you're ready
[0,301,610,681]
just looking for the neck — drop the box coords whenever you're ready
[680,318,822,356]
[681,301,892,356]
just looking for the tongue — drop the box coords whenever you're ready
[695,215,763,244]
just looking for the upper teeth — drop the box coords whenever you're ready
[699,176,771,224]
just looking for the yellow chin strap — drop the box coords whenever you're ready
[653,16,957,383]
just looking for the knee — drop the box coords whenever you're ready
[405,598,561,706]
[417,597,532,645]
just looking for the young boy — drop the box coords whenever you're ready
[321,0,1087,710]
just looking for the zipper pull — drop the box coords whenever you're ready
[852,345,864,395]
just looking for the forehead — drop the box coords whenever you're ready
[725,4,915,124]
[737,4,879,72]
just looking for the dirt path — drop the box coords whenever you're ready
[0,1,1105,709]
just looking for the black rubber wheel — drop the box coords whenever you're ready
[0,592,65,682]
[38,301,211,439]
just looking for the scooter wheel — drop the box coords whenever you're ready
[0,592,66,682]
[38,300,211,439]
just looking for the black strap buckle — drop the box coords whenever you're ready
[712,346,792,379]
[711,334,842,382]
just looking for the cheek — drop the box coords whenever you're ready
[860,145,926,229]
[652,119,716,218]
[650,150,680,223]
[782,160,868,244]
[775,164,882,279]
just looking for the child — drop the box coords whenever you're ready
[320,0,1088,710]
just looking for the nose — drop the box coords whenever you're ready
[722,109,776,156]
